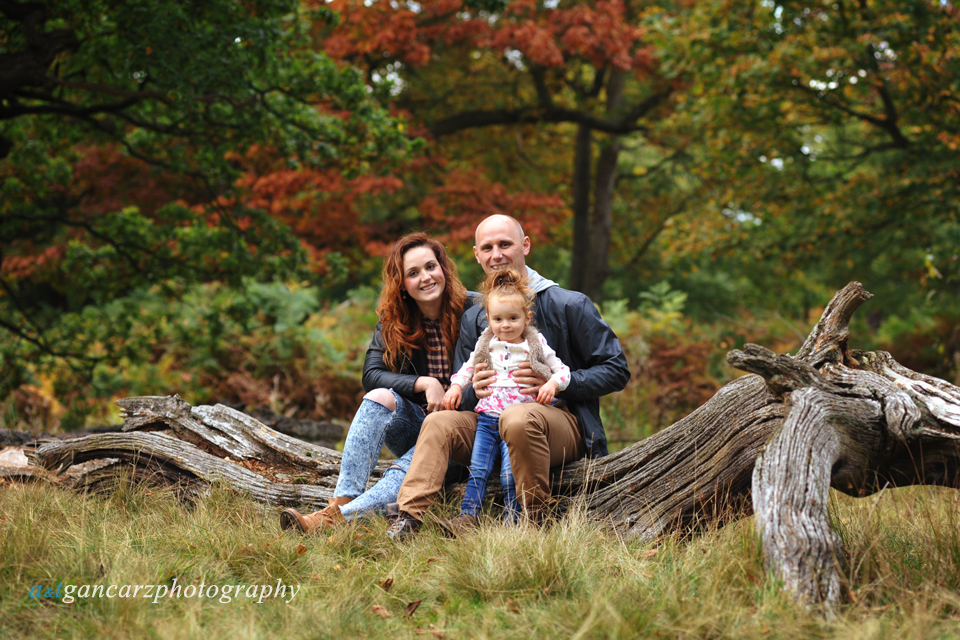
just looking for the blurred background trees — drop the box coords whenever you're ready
[2,0,957,440]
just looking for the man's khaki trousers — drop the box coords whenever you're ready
[396,403,585,521]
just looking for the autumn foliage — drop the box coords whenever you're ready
[3,0,959,432]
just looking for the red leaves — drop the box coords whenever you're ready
[230,141,567,279]
[73,144,202,217]
[1,245,66,280]
[485,0,646,71]
[321,0,651,73]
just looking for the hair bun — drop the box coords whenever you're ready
[480,268,536,318]
[493,269,522,288]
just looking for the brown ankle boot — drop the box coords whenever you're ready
[280,496,353,535]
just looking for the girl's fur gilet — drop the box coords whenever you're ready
[472,326,554,382]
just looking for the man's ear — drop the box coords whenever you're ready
[522,236,531,256]
[473,245,481,264]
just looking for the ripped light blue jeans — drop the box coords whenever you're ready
[335,389,425,520]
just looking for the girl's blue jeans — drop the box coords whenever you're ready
[461,412,519,520]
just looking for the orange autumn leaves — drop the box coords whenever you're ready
[318,0,652,74]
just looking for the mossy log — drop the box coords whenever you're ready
[12,282,960,609]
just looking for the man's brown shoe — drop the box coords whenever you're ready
[437,513,479,538]
[280,496,352,535]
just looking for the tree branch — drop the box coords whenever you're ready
[427,105,651,137]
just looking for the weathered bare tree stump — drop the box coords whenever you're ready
[552,282,960,610]
[7,281,960,611]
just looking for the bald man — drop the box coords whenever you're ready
[387,215,631,539]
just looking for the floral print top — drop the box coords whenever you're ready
[450,331,571,415]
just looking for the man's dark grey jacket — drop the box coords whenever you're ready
[456,284,631,458]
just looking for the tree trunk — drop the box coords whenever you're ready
[582,139,619,300]
[580,69,626,300]
[569,70,626,300]
[9,282,960,611]
[569,123,593,293]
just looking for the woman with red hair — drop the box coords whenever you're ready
[281,232,475,534]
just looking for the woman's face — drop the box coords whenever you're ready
[402,246,447,315]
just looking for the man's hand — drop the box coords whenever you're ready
[537,379,559,405]
[472,363,496,399]
[513,361,549,395]
[443,384,463,410]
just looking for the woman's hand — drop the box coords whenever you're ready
[472,363,496,399]
[415,376,447,413]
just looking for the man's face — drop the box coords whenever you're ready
[473,217,530,275]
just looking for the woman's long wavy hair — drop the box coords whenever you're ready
[377,232,468,371]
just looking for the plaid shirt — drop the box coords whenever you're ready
[422,318,450,390]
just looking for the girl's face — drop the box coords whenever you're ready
[487,295,531,343]
[402,246,447,315]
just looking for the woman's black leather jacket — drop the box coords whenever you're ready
[360,293,480,405]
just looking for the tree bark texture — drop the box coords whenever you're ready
[6,282,960,610]
[568,70,626,300]
[16,396,390,505]
[569,123,593,292]
[552,282,960,608]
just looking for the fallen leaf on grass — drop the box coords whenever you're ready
[505,599,519,614]
[640,548,658,558]
[405,600,421,617]
[372,605,392,618]
[380,578,394,592]
[427,558,440,563]
[296,544,307,555]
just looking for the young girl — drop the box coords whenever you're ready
[442,269,571,527]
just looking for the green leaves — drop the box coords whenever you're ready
[0,0,415,395]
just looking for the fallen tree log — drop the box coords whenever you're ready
[20,396,392,504]
[556,281,960,609]
[11,282,960,610]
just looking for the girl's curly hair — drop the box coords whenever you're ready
[481,268,535,317]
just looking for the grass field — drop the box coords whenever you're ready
[3,478,960,639]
